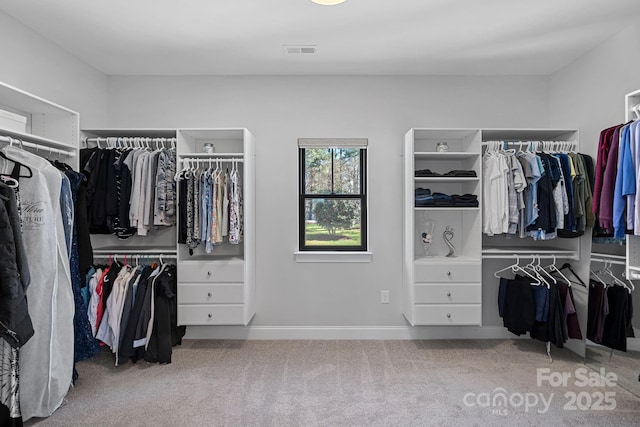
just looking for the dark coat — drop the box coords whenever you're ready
[0,183,33,347]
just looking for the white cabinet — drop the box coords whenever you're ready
[176,129,256,326]
[403,129,482,325]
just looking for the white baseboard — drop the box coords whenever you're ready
[184,325,528,340]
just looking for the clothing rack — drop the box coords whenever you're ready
[482,250,579,260]
[0,134,76,157]
[590,253,626,266]
[92,249,177,257]
[84,136,177,149]
[179,157,244,162]
[482,140,577,152]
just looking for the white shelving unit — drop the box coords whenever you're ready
[80,127,256,327]
[0,81,79,167]
[403,129,482,326]
[404,128,584,327]
[176,128,256,326]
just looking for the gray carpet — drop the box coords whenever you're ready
[25,339,640,426]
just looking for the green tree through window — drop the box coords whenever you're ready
[299,143,367,251]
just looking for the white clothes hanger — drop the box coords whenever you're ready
[603,260,632,292]
[535,256,556,285]
[494,255,520,278]
[524,255,549,288]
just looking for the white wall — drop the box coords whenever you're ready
[550,22,640,159]
[0,10,108,127]
[109,75,549,333]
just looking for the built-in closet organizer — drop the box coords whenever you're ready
[176,129,255,326]
[404,129,590,348]
[403,129,483,325]
[80,128,256,327]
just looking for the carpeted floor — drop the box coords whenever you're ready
[24,339,640,426]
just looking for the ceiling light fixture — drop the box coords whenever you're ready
[310,0,347,5]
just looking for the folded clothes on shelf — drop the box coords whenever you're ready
[414,188,478,207]
[415,169,477,177]
[415,169,441,177]
[443,170,477,177]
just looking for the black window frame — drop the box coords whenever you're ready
[298,146,367,251]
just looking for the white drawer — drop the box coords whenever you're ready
[414,262,480,283]
[177,261,244,283]
[414,283,481,304]
[178,304,245,325]
[178,283,244,304]
[413,304,481,325]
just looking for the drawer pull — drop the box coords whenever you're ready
[207,292,213,297]
[446,271,452,277]
[207,271,212,276]
[208,313,213,318]
[446,313,451,318]
[447,292,452,297]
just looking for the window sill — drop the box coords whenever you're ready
[294,251,373,263]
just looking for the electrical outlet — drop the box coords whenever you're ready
[380,290,390,304]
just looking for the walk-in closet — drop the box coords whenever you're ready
[0,1,639,425]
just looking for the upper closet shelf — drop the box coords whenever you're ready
[0,80,79,149]
[415,177,479,183]
[414,152,478,160]
[415,207,480,211]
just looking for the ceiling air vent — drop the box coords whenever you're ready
[283,45,317,55]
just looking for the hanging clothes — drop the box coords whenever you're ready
[0,182,32,427]
[177,160,244,254]
[601,285,629,351]
[62,170,100,367]
[587,281,609,344]
[482,142,592,240]
[0,145,75,421]
[80,146,177,238]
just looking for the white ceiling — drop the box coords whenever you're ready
[2,0,640,76]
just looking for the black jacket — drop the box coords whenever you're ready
[0,183,33,347]
[144,265,185,364]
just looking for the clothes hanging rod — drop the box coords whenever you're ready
[482,139,577,145]
[179,158,244,163]
[178,152,242,159]
[85,137,177,143]
[590,252,626,261]
[590,257,626,266]
[92,249,177,255]
[482,253,579,260]
[92,253,177,259]
[0,135,76,157]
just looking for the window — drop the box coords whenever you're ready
[298,138,367,251]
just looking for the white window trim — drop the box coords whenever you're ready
[297,138,370,260]
[294,251,373,263]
